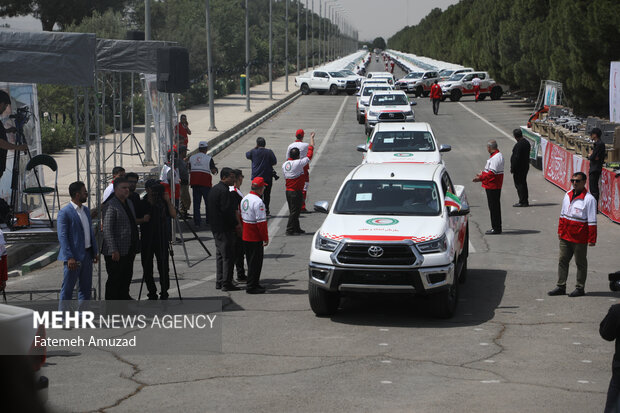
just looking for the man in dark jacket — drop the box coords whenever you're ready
[510,129,531,207]
[588,127,606,205]
[246,137,277,215]
[601,304,620,412]
[207,168,241,291]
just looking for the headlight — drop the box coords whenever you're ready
[417,235,448,254]
[338,80,345,84]
[368,111,379,117]
[404,110,414,117]
[315,234,339,252]
[443,84,451,88]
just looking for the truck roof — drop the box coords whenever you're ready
[348,162,441,182]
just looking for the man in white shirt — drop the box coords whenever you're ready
[103,166,126,203]
[57,181,98,310]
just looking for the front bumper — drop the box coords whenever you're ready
[309,261,455,294]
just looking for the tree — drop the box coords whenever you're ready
[0,0,127,31]
[371,37,386,50]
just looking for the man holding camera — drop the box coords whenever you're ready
[137,179,177,300]
[246,137,277,216]
[0,90,32,179]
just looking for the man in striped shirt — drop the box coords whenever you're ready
[548,172,597,297]
[473,140,504,235]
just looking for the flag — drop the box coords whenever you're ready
[445,191,461,210]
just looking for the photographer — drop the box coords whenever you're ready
[137,179,177,300]
[0,91,30,180]
[245,137,277,216]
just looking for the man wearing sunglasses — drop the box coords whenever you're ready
[548,172,597,297]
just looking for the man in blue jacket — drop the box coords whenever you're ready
[57,181,97,310]
[246,137,277,215]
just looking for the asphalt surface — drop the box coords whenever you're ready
[9,59,620,412]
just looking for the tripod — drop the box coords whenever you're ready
[105,133,146,165]
[173,207,212,267]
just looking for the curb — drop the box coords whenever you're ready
[20,247,59,275]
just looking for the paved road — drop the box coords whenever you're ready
[11,59,620,412]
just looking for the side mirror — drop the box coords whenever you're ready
[439,144,452,153]
[449,206,470,216]
[410,101,417,106]
[355,92,360,96]
[356,144,367,153]
[314,201,329,214]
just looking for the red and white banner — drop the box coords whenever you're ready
[543,140,620,224]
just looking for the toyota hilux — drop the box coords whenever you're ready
[440,71,503,102]
[394,70,439,97]
[364,90,415,136]
[308,162,470,318]
[355,83,394,124]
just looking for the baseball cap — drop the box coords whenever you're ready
[199,141,209,148]
[251,177,268,187]
[295,129,304,139]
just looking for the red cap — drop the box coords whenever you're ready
[251,177,268,187]
[295,129,304,139]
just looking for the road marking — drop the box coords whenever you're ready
[381,380,392,384]
[458,102,512,140]
[381,360,392,364]
[379,343,389,346]
[379,328,389,332]
[481,380,500,384]
[468,240,476,253]
[582,360,592,363]
[535,298,544,301]
[480,342,489,346]
[483,360,495,363]
[267,96,349,239]
[578,380,590,384]
[179,273,216,290]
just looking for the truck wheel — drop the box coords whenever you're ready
[329,85,339,95]
[300,83,310,95]
[459,226,469,284]
[317,90,326,95]
[490,86,503,100]
[415,86,424,97]
[430,279,459,319]
[358,114,365,125]
[478,94,487,101]
[308,282,340,316]
[449,89,462,102]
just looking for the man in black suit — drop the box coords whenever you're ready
[510,128,531,207]
[588,127,606,205]
[601,303,620,412]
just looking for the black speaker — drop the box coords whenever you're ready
[126,30,145,40]
[157,47,190,93]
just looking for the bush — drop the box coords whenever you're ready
[40,120,76,154]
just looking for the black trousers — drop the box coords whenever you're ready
[605,368,620,413]
[285,190,303,233]
[233,234,246,277]
[432,98,440,115]
[244,240,264,289]
[589,169,601,204]
[104,254,135,300]
[485,188,502,231]
[213,231,235,287]
[513,171,529,205]
[141,244,170,298]
[262,182,273,214]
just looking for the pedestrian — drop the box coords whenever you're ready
[241,177,270,294]
[0,90,29,181]
[190,141,218,227]
[430,80,442,115]
[588,127,606,206]
[246,137,277,215]
[56,181,97,310]
[601,303,620,412]
[283,134,315,235]
[207,168,241,291]
[137,179,177,300]
[160,151,181,208]
[510,129,531,207]
[286,129,315,212]
[0,228,6,294]
[178,146,191,220]
[101,177,140,300]
[125,172,141,207]
[103,166,125,203]
[473,140,504,235]
[472,75,481,102]
[230,169,247,283]
[548,171,597,297]
[174,114,191,147]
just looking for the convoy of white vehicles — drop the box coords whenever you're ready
[364,90,416,135]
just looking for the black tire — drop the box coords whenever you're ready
[429,276,459,319]
[449,89,462,102]
[415,86,424,98]
[459,226,469,284]
[308,282,340,316]
[346,90,355,95]
[329,85,339,95]
[300,83,310,95]
[317,90,326,95]
[490,86,503,100]
[358,114,365,125]
[478,94,487,101]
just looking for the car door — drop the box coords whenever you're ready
[441,172,465,253]
[478,73,490,92]
[462,73,475,94]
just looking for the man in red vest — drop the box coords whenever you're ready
[430,80,442,115]
[283,134,315,235]
[473,140,504,235]
[240,177,270,294]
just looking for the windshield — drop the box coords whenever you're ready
[362,86,391,96]
[371,94,409,106]
[334,180,441,216]
[447,73,465,81]
[329,72,345,78]
[371,131,436,152]
[340,70,355,76]
[405,72,424,79]
[439,69,454,77]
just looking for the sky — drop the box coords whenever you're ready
[0,0,462,42]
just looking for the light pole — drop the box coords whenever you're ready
[144,0,153,163]
[205,0,216,130]
[311,0,314,68]
[269,0,272,99]
[285,0,289,92]
[245,0,250,112]
[296,0,300,75]
[318,0,321,65]
[305,0,308,70]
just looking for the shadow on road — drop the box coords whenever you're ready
[501,229,541,235]
[328,268,506,328]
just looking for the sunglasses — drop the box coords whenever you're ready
[570,179,583,183]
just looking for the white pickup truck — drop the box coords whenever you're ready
[295,70,358,95]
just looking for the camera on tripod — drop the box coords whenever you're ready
[272,170,280,181]
[609,271,620,292]
[8,106,31,127]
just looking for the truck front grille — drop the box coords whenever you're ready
[337,243,415,266]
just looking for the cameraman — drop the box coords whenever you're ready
[137,179,177,300]
[0,91,30,179]
[245,137,277,216]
